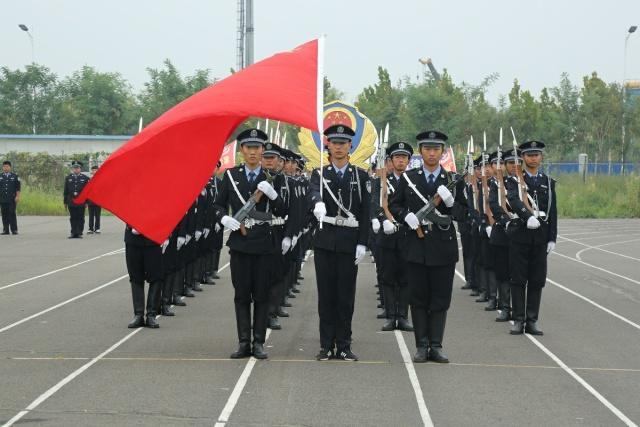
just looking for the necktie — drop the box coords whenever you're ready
[428,174,434,185]
[248,171,255,184]
[337,171,343,180]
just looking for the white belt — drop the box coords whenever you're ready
[322,216,359,228]
[243,218,285,229]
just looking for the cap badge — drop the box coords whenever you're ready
[250,130,257,137]
[337,126,344,133]
[399,143,404,148]
[429,131,436,139]
[531,141,537,148]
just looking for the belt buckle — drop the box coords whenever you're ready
[335,216,345,226]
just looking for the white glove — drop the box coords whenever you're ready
[131,228,140,235]
[221,215,241,231]
[177,236,186,250]
[203,228,210,238]
[527,216,540,229]
[281,237,292,254]
[195,230,202,241]
[161,239,169,254]
[383,219,396,234]
[371,218,381,234]
[354,244,367,265]
[257,181,278,200]
[547,241,556,254]
[485,226,492,238]
[437,185,455,208]
[185,234,192,244]
[313,202,327,221]
[200,188,206,196]
[291,235,299,248]
[404,212,420,230]
[215,223,221,233]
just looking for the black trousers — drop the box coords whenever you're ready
[125,243,163,284]
[229,250,271,304]
[1,202,18,233]
[460,231,474,287]
[88,205,101,231]
[406,262,455,311]
[68,205,85,236]
[509,241,547,288]
[381,246,408,288]
[314,247,358,351]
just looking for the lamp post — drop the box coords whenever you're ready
[621,25,637,175]
[18,24,36,134]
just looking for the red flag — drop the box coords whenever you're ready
[440,146,457,173]
[218,141,237,173]
[76,39,324,243]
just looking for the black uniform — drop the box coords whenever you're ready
[488,174,513,321]
[310,163,370,359]
[505,160,557,335]
[1,171,20,234]
[124,226,163,328]
[63,172,90,237]
[213,162,287,359]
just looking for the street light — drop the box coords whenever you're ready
[18,24,36,134]
[621,25,637,175]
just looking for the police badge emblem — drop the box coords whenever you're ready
[429,132,436,139]
[250,130,257,137]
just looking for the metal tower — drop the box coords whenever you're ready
[236,0,254,70]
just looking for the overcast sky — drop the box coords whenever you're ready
[3,1,640,104]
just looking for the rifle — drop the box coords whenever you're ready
[234,170,273,236]
[509,127,534,214]
[481,131,495,226]
[415,170,468,238]
[376,123,395,223]
[469,136,480,213]
[495,128,508,212]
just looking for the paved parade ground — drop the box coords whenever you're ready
[1,217,639,426]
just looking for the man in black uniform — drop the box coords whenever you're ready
[505,140,557,335]
[1,160,21,235]
[63,161,90,238]
[125,225,163,328]
[213,128,287,360]
[87,165,102,234]
[371,142,414,332]
[310,124,370,362]
[389,131,462,363]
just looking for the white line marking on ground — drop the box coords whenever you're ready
[1,327,143,427]
[0,274,129,334]
[525,335,638,427]
[557,232,640,242]
[214,329,272,427]
[453,269,637,426]
[394,330,435,427]
[558,235,640,262]
[0,248,125,291]
[551,251,640,285]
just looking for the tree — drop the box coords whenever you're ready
[355,67,404,140]
[323,76,344,103]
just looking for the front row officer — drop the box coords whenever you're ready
[213,128,286,360]
[389,131,460,363]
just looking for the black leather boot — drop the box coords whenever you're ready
[484,298,497,311]
[146,281,161,328]
[277,306,290,318]
[161,274,175,316]
[525,286,544,335]
[381,285,396,331]
[211,250,221,279]
[495,310,510,322]
[485,268,498,309]
[411,306,429,363]
[230,303,252,359]
[128,282,145,328]
[376,308,387,319]
[268,315,282,330]
[510,284,526,335]
[396,287,414,331]
[428,311,449,363]
[497,280,511,320]
[252,303,269,359]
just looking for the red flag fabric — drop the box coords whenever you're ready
[76,39,323,243]
[440,146,457,173]
[218,141,237,173]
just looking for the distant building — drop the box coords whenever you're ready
[0,134,131,155]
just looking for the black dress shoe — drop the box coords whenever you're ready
[376,302,384,309]
[469,289,480,296]
[525,322,544,336]
[315,348,333,361]
[211,272,220,279]
[510,321,525,335]
[268,316,282,330]
[252,343,268,359]
[495,310,510,322]
[475,294,488,303]
[183,288,195,298]
[230,343,252,359]
[381,318,396,331]
[287,290,296,298]
[192,282,203,292]
[413,347,428,363]
[203,275,216,285]
[1,231,9,235]
[376,309,387,319]
[173,295,187,306]
[484,299,497,311]
[282,299,292,308]
[127,315,145,328]
[276,307,289,317]
[11,231,18,235]
[336,348,358,361]
[396,318,414,332]
[146,315,159,328]
[161,305,175,316]
[461,284,471,290]
[291,286,301,294]
[297,273,304,281]
[428,347,449,363]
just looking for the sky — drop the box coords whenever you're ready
[2,0,640,104]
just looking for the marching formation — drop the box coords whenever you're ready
[118,123,557,364]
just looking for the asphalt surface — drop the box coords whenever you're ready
[1,216,639,426]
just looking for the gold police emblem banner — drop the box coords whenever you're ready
[298,100,377,170]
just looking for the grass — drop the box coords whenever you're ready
[555,174,640,218]
[14,176,640,218]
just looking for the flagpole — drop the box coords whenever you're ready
[317,36,326,228]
